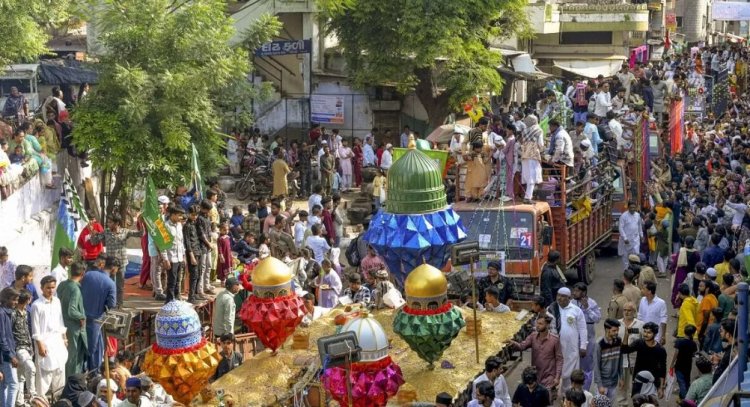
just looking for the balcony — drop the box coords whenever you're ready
[558,3,650,32]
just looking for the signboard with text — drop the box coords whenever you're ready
[311,94,345,124]
[255,39,312,57]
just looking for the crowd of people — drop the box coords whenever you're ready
[3,40,750,407]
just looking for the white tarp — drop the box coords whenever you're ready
[511,54,536,74]
[553,59,624,79]
[712,1,750,21]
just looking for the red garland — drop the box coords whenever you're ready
[350,355,394,373]
[249,293,298,304]
[151,337,208,355]
[401,302,453,316]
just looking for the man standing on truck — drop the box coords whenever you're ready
[618,202,643,269]
[540,251,567,306]
[572,282,601,391]
[477,261,514,308]
[547,287,588,394]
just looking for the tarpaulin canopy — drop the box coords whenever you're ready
[553,58,625,79]
[38,62,98,85]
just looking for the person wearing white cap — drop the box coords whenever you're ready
[546,286,588,394]
[97,378,121,406]
[380,144,393,171]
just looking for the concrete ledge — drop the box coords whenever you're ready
[0,172,59,234]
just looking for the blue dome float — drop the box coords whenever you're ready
[363,140,466,286]
[154,300,203,350]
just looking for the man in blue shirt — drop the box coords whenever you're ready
[701,234,725,268]
[80,254,116,373]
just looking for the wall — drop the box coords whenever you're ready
[675,0,710,43]
[0,173,59,233]
[0,173,59,287]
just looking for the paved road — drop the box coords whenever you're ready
[501,253,678,404]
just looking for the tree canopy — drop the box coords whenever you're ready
[318,0,532,128]
[0,0,78,65]
[72,0,279,215]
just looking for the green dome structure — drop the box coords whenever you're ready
[386,146,447,214]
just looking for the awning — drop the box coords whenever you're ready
[496,52,553,80]
[553,59,625,78]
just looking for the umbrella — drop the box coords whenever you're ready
[426,124,471,144]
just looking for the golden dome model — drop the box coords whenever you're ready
[252,257,292,286]
[404,263,448,298]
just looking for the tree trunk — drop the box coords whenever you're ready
[107,166,126,220]
[414,68,453,130]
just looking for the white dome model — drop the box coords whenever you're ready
[341,313,389,362]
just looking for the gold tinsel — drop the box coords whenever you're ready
[205,308,526,406]
[142,341,222,405]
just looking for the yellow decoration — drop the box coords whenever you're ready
[204,308,527,406]
[142,341,221,405]
[404,263,448,298]
[252,257,293,286]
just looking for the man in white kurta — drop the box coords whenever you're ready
[618,202,643,269]
[31,277,68,398]
[549,287,588,394]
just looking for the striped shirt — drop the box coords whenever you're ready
[593,336,623,388]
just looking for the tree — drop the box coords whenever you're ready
[0,0,78,65]
[72,0,280,217]
[317,0,532,129]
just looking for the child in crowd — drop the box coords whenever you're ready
[372,168,387,210]
[229,206,244,230]
[14,289,36,403]
[213,333,244,381]
[233,232,258,264]
[241,203,260,236]
[294,211,308,249]
[216,223,233,283]
[9,145,25,165]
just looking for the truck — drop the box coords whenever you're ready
[451,163,613,308]
[610,118,661,246]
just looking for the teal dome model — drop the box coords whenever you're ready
[386,146,447,214]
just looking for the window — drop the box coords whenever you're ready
[676,16,683,28]
[560,31,613,45]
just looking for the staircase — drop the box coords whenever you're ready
[229,0,316,46]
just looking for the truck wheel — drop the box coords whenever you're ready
[581,253,595,284]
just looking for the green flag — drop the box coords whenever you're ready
[143,177,173,251]
[539,116,550,136]
[191,143,203,199]
[51,170,88,269]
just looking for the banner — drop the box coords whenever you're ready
[714,69,730,117]
[392,148,449,174]
[143,177,173,251]
[311,95,345,124]
[255,39,312,57]
[51,170,88,268]
[712,1,750,21]
[670,98,685,154]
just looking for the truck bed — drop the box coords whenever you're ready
[543,165,613,269]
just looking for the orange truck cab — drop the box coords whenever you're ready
[451,165,613,309]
